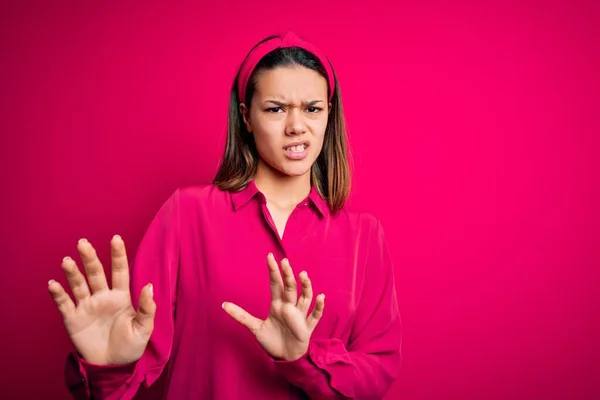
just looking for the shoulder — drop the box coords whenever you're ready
[327,207,386,250]
[335,206,382,232]
[177,183,226,202]
[171,183,230,208]
[160,183,231,214]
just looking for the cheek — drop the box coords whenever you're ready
[250,117,280,149]
[308,114,328,133]
[308,119,328,144]
[253,131,281,156]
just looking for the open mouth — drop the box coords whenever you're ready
[286,144,307,153]
[283,142,309,160]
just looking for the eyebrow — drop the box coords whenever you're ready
[264,100,324,107]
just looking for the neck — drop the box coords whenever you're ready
[254,159,312,210]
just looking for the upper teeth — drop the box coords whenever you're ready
[288,144,306,152]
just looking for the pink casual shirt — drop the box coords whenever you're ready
[64,181,402,399]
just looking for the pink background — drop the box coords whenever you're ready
[1,1,598,399]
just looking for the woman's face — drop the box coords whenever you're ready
[241,66,330,178]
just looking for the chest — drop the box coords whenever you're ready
[177,203,366,339]
[268,207,291,240]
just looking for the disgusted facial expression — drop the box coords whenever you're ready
[241,66,330,178]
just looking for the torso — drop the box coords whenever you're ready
[163,184,382,399]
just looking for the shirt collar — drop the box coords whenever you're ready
[307,185,329,217]
[230,180,329,217]
[230,179,261,210]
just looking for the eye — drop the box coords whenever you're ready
[306,107,322,113]
[266,107,283,113]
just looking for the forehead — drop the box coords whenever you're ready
[253,66,328,100]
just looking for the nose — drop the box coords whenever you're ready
[285,108,307,136]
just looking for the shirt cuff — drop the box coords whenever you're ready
[65,351,138,397]
[271,341,327,387]
[271,339,356,395]
[80,355,137,386]
[65,352,90,398]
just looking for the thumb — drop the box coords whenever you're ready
[133,283,156,338]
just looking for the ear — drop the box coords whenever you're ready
[239,103,252,133]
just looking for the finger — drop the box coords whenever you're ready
[296,271,313,317]
[77,238,109,293]
[267,253,284,301]
[280,258,297,304]
[61,256,91,303]
[48,279,75,319]
[307,294,325,331]
[110,235,130,291]
[222,301,262,335]
[133,283,155,339]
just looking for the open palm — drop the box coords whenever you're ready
[48,236,155,365]
[223,253,325,361]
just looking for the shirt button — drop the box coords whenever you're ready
[317,357,323,363]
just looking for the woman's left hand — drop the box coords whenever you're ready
[222,253,325,361]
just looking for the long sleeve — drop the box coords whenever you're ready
[273,217,402,399]
[64,189,181,400]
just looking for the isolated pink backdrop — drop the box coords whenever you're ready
[1,1,598,399]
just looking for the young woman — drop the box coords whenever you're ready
[49,31,402,400]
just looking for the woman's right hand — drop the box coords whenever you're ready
[48,235,155,366]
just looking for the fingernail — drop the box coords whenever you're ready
[63,256,72,262]
[268,253,273,258]
[222,302,226,309]
[149,284,153,297]
[48,279,55,286]
[113,234,121,241]
[78,238,87,244]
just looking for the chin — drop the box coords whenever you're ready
[280,167,311,177]
[278,161,313,177]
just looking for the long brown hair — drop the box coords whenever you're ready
[213,37,352,214]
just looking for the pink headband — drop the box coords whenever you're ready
[237,32,335,103]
